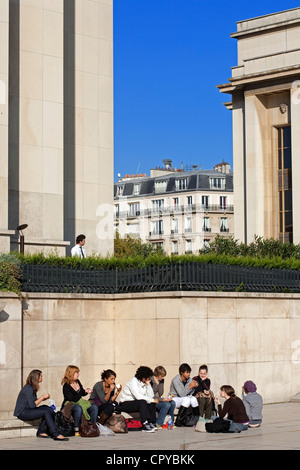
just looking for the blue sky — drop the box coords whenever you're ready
[113,0,300,181]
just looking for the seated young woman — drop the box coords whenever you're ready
[14,369,68,441]
[61,365,98,436]
[90,369,122,424]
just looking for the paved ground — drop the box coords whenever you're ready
[1,403,299,455]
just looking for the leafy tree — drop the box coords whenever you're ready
[114,232,165,259]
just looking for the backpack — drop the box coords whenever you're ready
[54,411,75,437]
[175,406,198,427]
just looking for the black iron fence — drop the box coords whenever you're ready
[21,262,300,294]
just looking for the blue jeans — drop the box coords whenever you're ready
[19,405,61,438]
[72,403,98,429]
[211,415,248,433]
[229,421,248,432]
[156,400,176,426]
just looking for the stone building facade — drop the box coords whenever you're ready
[0,0,114,256]
[114,160,234,255]
[218,7,300,245]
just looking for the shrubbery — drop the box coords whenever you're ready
[0,235,299,296]
[0,253,22,298]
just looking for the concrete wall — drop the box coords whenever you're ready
[1,0,114,256]
[1,291,300,418]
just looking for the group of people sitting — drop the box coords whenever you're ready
[14,362,263,439]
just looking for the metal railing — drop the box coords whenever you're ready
[115,204,234,219]
[21,263,300,294]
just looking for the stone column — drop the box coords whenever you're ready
[291,84,300,244]
[244,94,266,243]
[9,0,67,254]
[64,0,114,256]
[0,0,14,251]
[231,92,246,243]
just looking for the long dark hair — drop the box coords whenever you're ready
[220,385,236,398]
[26,369,42,393]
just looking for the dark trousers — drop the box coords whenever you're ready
[98,402,121,416]
[18,405,60,438]
[119,400,156,424]
[198,396,214,419]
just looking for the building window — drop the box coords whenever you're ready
[152,199,164,212]
[175,178,187,190]
[114,204,119,217]
[210,177,225,190]
[173,197,179,208]
[278,126,293,243]
[202,195,209,209]
[220,217,228,232]
[154,180,167,193]
[172,241,178,255]
[203,239,210,249]
[133,184,140,195]
[127,223,140,237]
[187,196,193,206]
[185,217,192,233]
[128,202,140,217]
[185,239,192,254]
[171,218,178,234]
[203,217,211,232]
[116,186,124,197]
[151,220,164,235]
[220,196,227,210]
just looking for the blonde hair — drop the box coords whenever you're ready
[153,365,167,377]
[61,365,80,385]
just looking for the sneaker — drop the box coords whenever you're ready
[149,423,158,431]
[155,424,163,430]
[142,423,156,433]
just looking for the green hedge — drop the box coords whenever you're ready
[11,251,300,270]
[1,235,299,297]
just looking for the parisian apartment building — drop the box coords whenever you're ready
[114,160,234,255]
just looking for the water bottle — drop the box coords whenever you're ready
[167,416,172,430]
[48,399,56,412]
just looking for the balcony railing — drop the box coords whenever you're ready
[21,263,300,294]
[115,204,234,219]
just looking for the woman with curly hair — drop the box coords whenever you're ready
[119,366,158,433]
[14,369,68,440]
[90,369,122,424]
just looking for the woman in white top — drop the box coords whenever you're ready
[119,366,158,433]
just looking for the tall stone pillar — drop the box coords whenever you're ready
[291,84,300,244]
[64,0,114,256]
[9,0,67,254]
[231,93,246,243]
[0,0,14,251]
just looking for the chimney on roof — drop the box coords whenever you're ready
[163,159,172,170]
